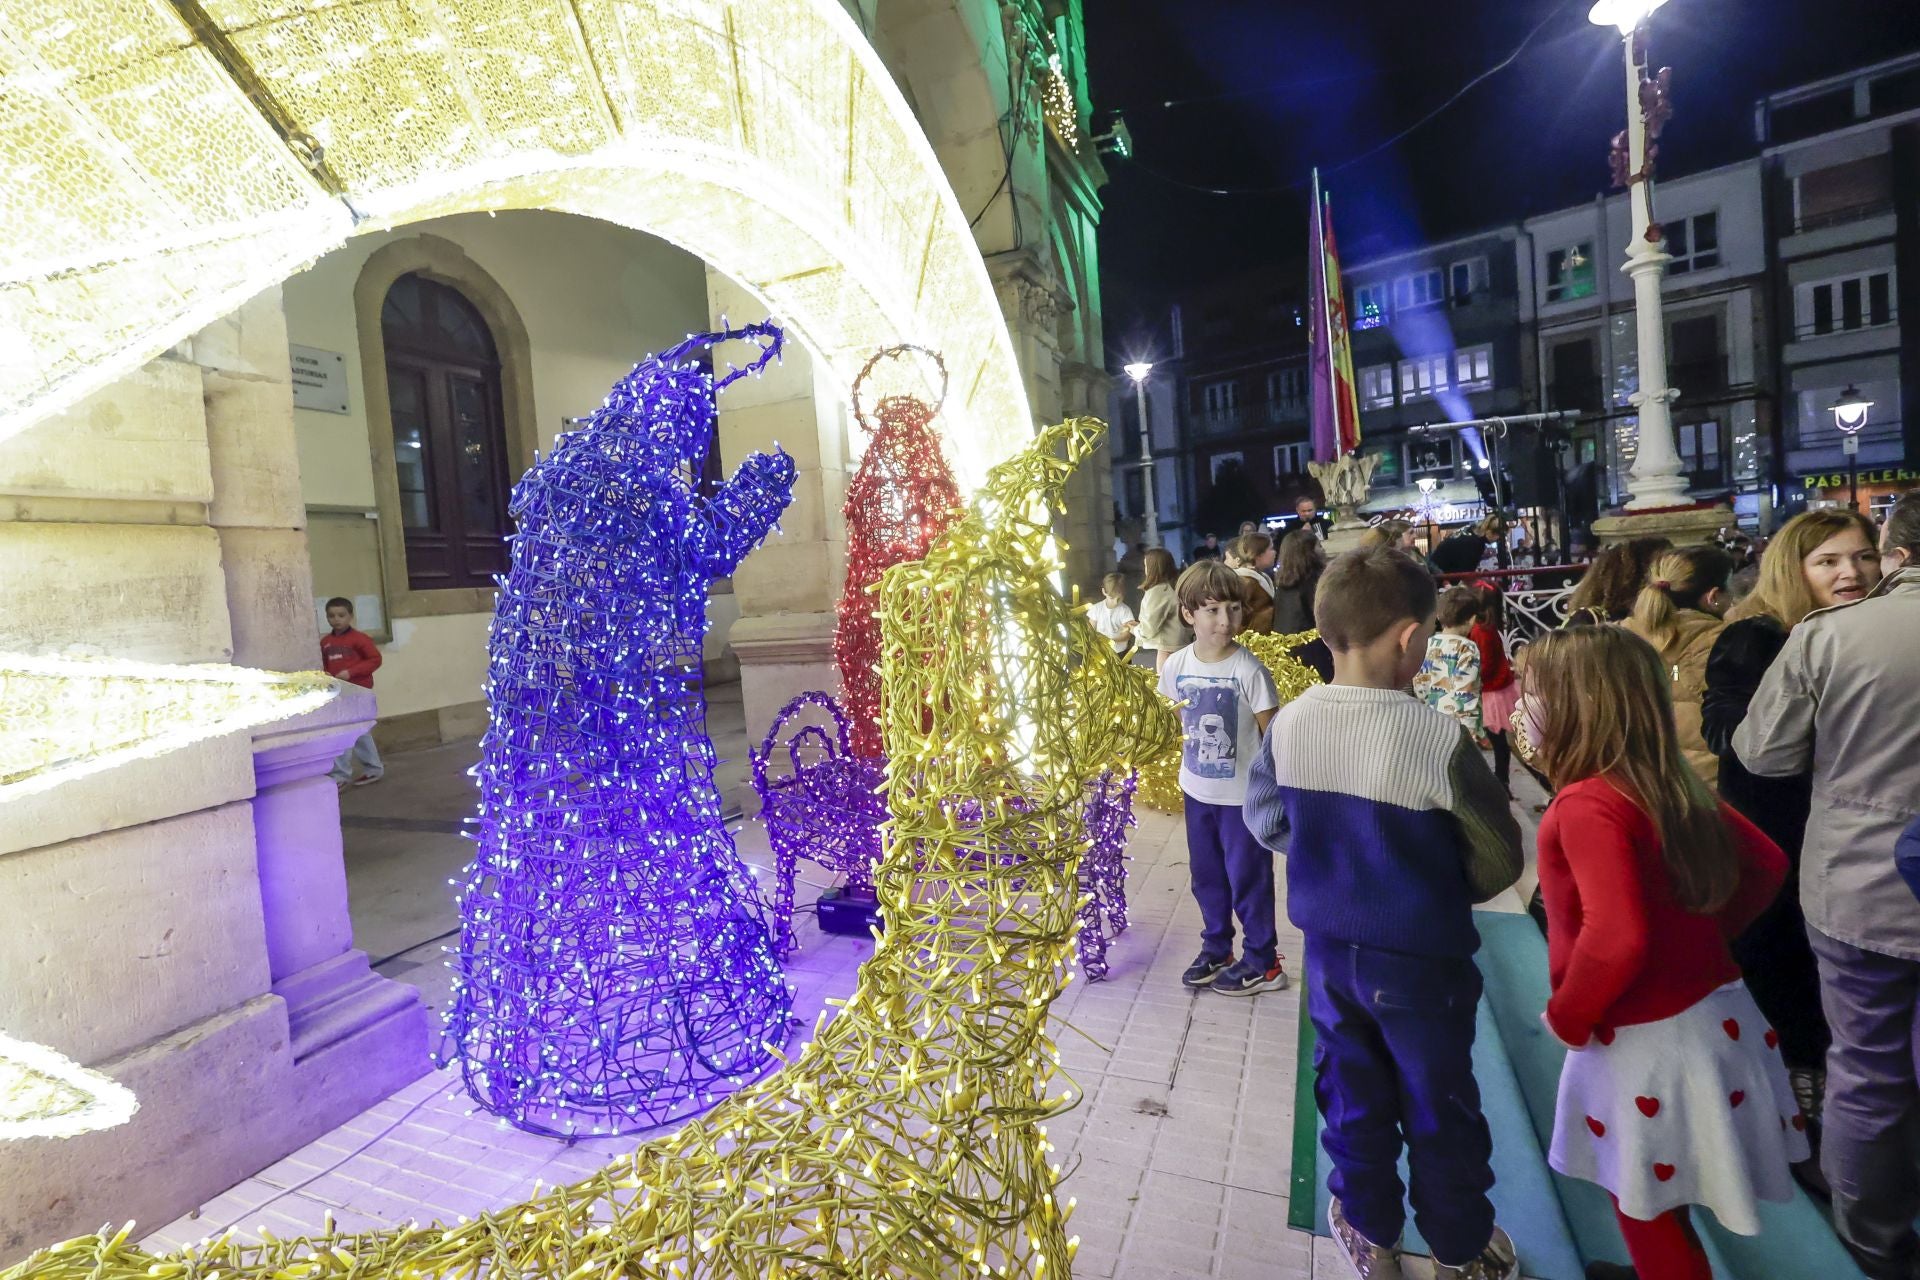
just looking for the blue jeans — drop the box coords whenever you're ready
[1306,935,1495,1268]
[329,731,384,783]
[1183,796,1276,969]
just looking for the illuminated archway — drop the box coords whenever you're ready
[0,0,1031,489]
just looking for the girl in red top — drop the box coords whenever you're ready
[1526,626,1806,1280]
[1469,581,1518,794]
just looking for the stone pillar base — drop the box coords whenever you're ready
[729,612,837,814]
[0,991,428,1264]
[1591,504,1732,549]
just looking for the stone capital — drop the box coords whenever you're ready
[728,612,837,665]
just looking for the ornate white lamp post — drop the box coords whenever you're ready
[1123,361,1160,549]
[1830,385,1872,512]
[1590,0,1688,510]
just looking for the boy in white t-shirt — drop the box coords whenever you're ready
[1158,560,1285,996]
[1086,571,1137,656]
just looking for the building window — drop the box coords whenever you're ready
[1797,270,1897,337]
[1454,344,1494,392]
[1360,363,1395,410]
[381,272,512,591]
[1393,269,1446,313]
[1450,257,1488,305]
[1678,419,1722,476]
[1202,380,1239,413]
[1397,353,1449,401]
[1546,243,1597,303]
[1266,367,1306,408]
[1405,439,1458,482]
[1665,212,1720,275]
[1273,442,1309,478]
[1352,283,1389,330]
[1124,468,1145,514]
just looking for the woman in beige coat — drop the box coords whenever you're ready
[1622,545,1736,789]
[1132,548,1190,671]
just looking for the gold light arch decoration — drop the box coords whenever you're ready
[0,0,1030,488]
[4,418,1176,1280]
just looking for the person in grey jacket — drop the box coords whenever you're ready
[1734,490,1920,1280]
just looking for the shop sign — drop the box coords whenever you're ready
[1801,467,1917,490]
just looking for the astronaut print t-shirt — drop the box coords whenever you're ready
[1157,644,1280,806]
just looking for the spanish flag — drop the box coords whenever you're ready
[1308,169,1362,462]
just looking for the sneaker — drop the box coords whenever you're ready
[352,772,384,787]
[1182,952,1231,988]
[1433,1225,1518,1280]
[1211,956,1289,996]
[1328,1197,1404,1280]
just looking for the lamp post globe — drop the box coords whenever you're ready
[1588,0,1671,33]
[1830,385,1872,512]
[1123,361,1152,383]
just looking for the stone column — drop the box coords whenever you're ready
[0,290,426,1261]
[705,271,850,796]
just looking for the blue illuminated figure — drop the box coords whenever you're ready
[443,322,798,1136]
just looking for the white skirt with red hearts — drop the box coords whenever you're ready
[1547,980,1811,1234]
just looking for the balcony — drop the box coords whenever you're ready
[1795,200,1895,234]
[1192,397,1309,438]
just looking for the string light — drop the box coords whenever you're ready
[0,656,336,797]
[0,0,1034,492]
[835,345,965,758]
[5,417,1177,1280]
[440,322,798,1137]
[0,1033,137,1141]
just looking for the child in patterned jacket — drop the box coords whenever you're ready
[1413,586,1490,748]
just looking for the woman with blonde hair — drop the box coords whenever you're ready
[1132,547,1191,672]
[1622,545,1734,789]
[1528,626,1805,1280]
[1702,508,1882,1126]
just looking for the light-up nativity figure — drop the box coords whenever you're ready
[755,346,965,955]
[442,322,798,1137]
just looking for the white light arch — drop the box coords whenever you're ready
[0,0,1032,490]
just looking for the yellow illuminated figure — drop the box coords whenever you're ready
[3,418,1174,1280]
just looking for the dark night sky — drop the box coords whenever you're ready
[1087,0,1920,356]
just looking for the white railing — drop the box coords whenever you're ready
[1439,564,1588,654]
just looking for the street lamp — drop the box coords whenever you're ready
[1416,474,1439,549]
[1590,0,1688,510]
[1122,361,1160,550]
[1830,385,1873,512]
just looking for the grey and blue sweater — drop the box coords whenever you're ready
[1245,684,1523,958]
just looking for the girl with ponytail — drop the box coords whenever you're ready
[1623,545,1734,789]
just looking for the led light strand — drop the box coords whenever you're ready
[439,322,799,1137]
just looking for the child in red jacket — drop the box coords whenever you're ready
[321,597,384,787]
[1526,625,1805,1280]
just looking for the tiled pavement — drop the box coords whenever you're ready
[141,693,1550,1280]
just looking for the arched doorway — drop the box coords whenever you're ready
[379,274,513,592]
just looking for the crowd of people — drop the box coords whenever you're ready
[1099,490,1920,1280]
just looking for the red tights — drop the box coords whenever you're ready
[1613,1202,1712,1280]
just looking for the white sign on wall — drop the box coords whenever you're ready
[290,344,349,414]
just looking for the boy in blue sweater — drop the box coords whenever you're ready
[1248,546,1523,1280]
